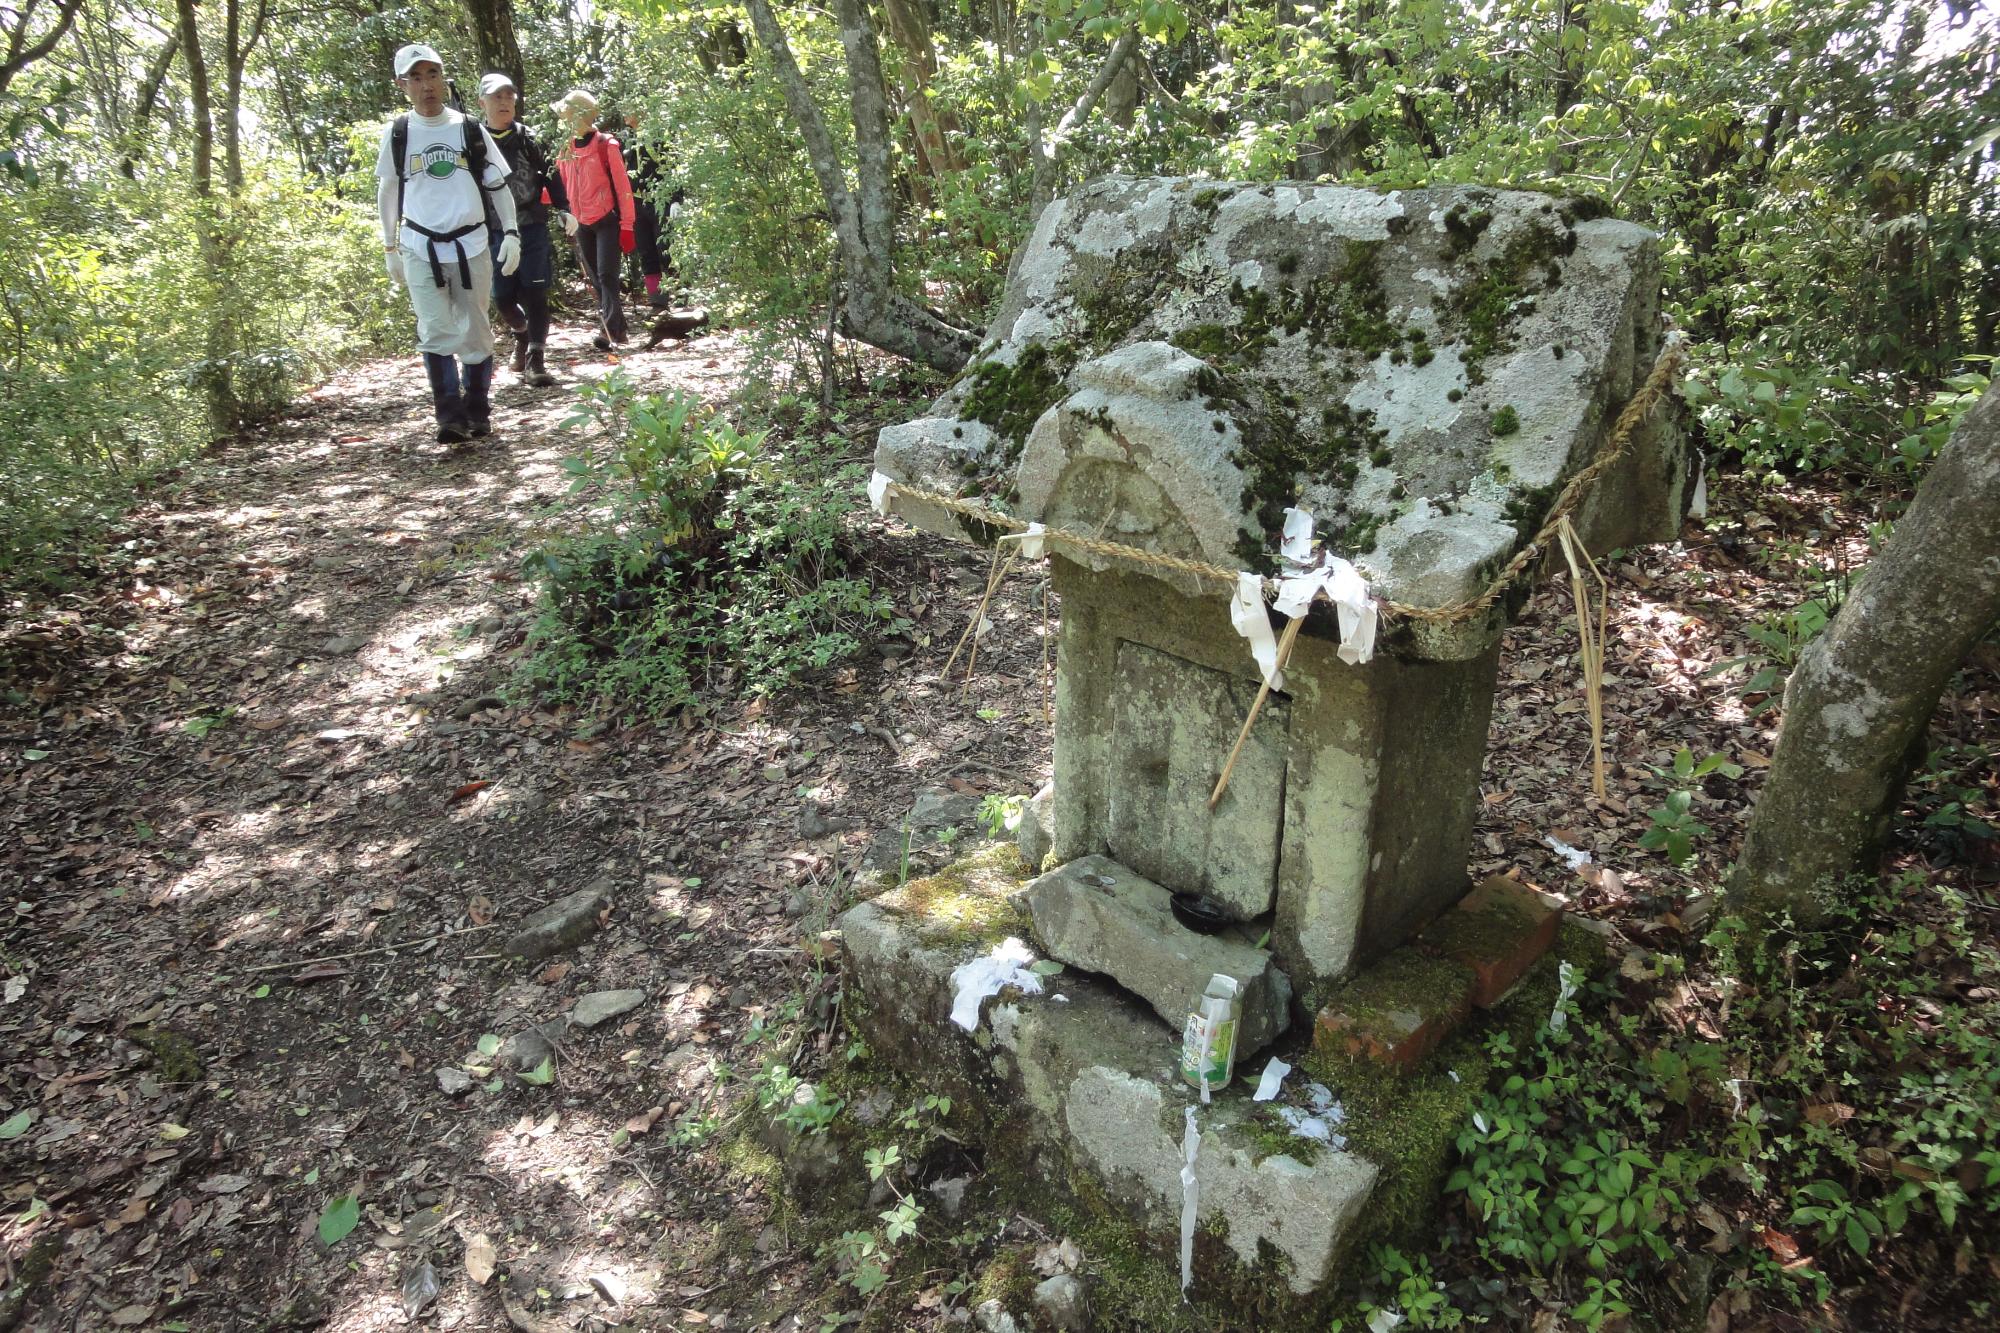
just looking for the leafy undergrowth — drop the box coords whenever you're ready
[1334,872,2000,1332]
[519,371,908,714]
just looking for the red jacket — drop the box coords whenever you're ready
[557,131,635,229]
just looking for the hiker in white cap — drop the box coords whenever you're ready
[375,43,521,443]
[478,71,574,387]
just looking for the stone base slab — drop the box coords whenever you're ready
[837,866,1378,1296]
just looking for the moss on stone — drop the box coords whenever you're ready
[880,844,1033,950]
[1170,321,1274,370]
[1490,404,1520,437]
[1501,478,1559,540]
[1315,948,1471,1038]
[1228,397,1386,569]
[962,341,1075,459]
[1442,203,1494,257]
[1444,217,1574,382]
[132,1027,203,1084]
[1302,1033,1487,1251]
[1073,273,1159,353]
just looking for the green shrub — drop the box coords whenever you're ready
[519,373,905,714]
[0,159,399,586]
[1350,872,2000,1330]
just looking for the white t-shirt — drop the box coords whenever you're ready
[374,109,510,259]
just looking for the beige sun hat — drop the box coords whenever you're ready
[551,88,599,119]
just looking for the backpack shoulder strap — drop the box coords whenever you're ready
[392,113,410,224]
[462,116,489,180]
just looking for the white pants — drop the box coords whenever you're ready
[404,244,496,362]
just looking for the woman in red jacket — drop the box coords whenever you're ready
[551,88,636,349]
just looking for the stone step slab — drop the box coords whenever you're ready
[1023,854,1291,1055]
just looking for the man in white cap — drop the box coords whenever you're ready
[478,71,575,387]
[376,43,521,443]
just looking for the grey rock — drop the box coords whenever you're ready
[570,989,646,1030]
[504,881,613,959]
[928,1175,971,1220]
[1026,854,1290,1055]
[851,1089,895,1127]
[797,801,838,839]
[1016,782,1054,873]
[435,1067,474,1096]
[322,635,368,655]
[474,615,505,637]
[875,177,1682,663]
[784,890,810,918]
[1033,1274,1090,1333]
[907,787,983,839]
[972,1299,1025,1333]
[500,1017,568,1071]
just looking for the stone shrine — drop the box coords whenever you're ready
[837,175,1683,1299]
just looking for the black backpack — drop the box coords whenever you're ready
[389,113,497,230]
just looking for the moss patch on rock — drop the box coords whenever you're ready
[875,843,1034,950]
[962,341,1076,461]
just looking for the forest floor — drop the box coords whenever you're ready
[1,314,1995,1332]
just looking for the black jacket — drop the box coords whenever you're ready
[487,123,568,228]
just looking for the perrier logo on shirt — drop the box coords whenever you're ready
[407,143,467,180]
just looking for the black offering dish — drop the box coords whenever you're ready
[1170,892,1232,935]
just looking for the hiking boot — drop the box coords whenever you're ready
[592,332,612,351]
[511,334,529,376]
[524,344,556,387]
[424,352,470,443]
[434,395,471,443]
[647,290,670,310]
[463,357,495,438]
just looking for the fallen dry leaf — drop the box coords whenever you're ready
[467,893,496,926]
[464,1232,497,1285]
[293,961,350,984]
[448,780,491,803]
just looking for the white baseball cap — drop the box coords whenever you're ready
[393,43,443,78]
[478,72,516,97]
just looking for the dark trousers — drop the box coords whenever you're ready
[492,223,554,344]
[575,215,628,342]
[631,199,664,280]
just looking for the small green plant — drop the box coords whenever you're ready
[1639,748,1741,867]
[182,706,237,739]
[976,793,1026,838]
[1706,597,1837,714]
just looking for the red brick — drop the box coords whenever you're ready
[1419,875,1562,1008]
[1313,948,1474,1073]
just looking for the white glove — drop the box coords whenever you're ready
[384,250,405,287]
[557,210,578,237]
[496,233,522,277]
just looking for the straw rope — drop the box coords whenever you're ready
[879,335,1684,626]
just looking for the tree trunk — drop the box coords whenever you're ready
[174,0,213,198]
[1028,29,1139,219]
[459,0,525,93]
[1733,389,2000,918]
[880,0,965,189]
[741,0,977,372]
